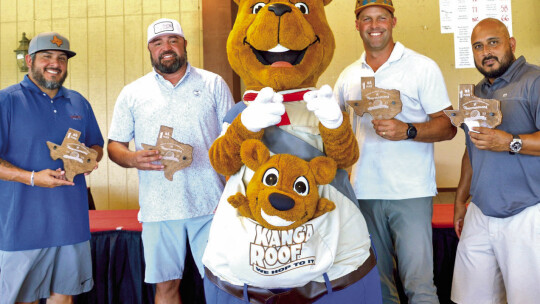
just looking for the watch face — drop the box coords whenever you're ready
[407,125,417,139]
[510,140,522,152]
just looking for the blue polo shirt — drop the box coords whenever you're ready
[0,75,104,251]
[465,56,540,218]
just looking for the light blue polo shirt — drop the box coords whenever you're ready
[108,64,234,222]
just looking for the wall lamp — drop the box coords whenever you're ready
[14,32,30,72]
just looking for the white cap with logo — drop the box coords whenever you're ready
[147,18,184,44]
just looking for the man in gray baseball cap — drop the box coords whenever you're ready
[28,32,76,58]
[0,31,103,303]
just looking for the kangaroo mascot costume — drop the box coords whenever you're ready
[202,1,382,303]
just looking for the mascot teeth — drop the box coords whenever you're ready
[268,44,290,53]
[261,208,295,227]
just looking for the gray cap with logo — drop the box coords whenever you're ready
[28,32,76,58]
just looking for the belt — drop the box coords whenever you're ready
[205,248,376,304]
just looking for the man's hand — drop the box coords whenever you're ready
[34,169,75,188]
[372,119,408,141]
[128,149,164,171]
[469,127,512,152]
[454,203,467,238]
[304,85,343,129]
[241,87,285,132]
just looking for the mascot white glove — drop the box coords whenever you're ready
[241,87,285,132]
[304,85,343,129]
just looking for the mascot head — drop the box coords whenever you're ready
[228,0,335,91]
[228,139,337,230]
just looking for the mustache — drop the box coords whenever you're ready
[483,55,499,65]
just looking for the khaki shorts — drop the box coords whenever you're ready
[0,241,93,303]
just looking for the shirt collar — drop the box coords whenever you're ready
[360,41,405,68]
[21,74,69,101]
[153,63,192,88]
[480,56,526,88]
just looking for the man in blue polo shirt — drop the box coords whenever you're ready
[451,18,540,304]
[0,32,104,304]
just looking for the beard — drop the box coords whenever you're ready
[151,49,187,74]
[30,64,67,90]
[475,48,515,79]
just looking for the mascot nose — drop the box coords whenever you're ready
[268,3,292,17]
[269,193,295,211]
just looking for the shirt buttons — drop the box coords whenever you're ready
[53,110,57,113]
[51,100,54,103]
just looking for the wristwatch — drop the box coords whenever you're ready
[509,134,522,155]
[406,123,417,139]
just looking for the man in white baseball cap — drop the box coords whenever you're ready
[108,18,234,303]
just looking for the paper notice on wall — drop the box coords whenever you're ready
[440,0,512,69]
[439,0,455,33]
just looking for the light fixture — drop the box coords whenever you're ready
[14,32,30,72]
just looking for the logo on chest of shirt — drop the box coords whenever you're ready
[70,113,82,120]
[249,224,315,276]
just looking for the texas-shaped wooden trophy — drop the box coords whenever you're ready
[444,84,502,129]
[347,77,402,119]
[141,125,193,181]
[46,128,98,182]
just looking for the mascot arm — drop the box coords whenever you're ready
[209,116,264,175]
[227,193,254,219]
[313,198,336,218]
[319,112,359,169]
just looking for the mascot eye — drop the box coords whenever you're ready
[262,168,279,186]
[293,176,309,196]
[295,2,309,14]
[252,2,266,14]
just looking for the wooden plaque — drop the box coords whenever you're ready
[141,125,193,181]
[444,84,502,128]
[46,128,98,182]
[347,77,402,120]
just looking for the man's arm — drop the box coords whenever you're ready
[454,148,472,238]
[469,128,540,156]
[107,140,163,170]
[91,145,104,162]
[372,106,457,142]
[0,158,74,188]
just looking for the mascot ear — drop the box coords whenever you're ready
[233,0,240,4]
[310,156,337,185]
[240,139,271,171]
[323,0,333,6]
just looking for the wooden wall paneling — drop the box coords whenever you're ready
[161,0,181,13]
[16,0,33,22]
[87,16,109,210]
[106,15,128,209]
[124,0,142,16]
[180,10,201,67]
[1,0,17,23]
[51,0,69,20]
[70,0,87,18]
[142,0,161,15]
[124,14,144,209]
[106,0,124,16]
[35,0,52,21]
[88,0,106,17]
[201,0,240,101]
[34,20,52,33]
[0,23,18,89]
